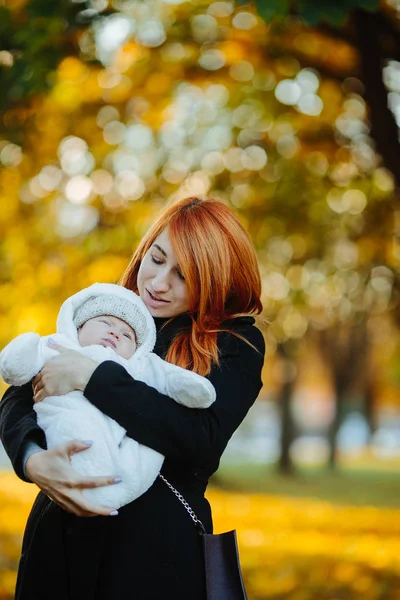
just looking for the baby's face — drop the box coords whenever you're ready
[78,315,137,359]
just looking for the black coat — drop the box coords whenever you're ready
[0,315,265,600]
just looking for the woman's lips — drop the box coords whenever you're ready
[145,288,170,308]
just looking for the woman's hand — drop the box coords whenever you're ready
[25,440,121,517]
[32,341,98,403]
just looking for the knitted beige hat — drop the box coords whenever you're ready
[73,294,148,347]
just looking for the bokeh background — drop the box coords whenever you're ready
[1,0,400,598]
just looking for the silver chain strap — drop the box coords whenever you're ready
[158,473,206,534]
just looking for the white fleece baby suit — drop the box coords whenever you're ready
[0,283,215,509]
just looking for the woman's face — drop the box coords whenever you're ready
[137,227,191,318]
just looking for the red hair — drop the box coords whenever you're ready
[120,197,262,375]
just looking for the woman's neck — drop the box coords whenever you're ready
[153,313,191,332]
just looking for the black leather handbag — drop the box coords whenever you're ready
[158,474,248,600]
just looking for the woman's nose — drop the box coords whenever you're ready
[152,272,170,292]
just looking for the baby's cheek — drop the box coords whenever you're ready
[122,342,137,360]
[78,328,96,347]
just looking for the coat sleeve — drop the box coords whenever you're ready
[0,382,47,481]
[84,323,265,472]
[136,353,216,409]
[0,333,43,386]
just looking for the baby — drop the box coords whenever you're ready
[0,283,215,509]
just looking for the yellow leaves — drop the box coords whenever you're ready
[50,57,100,111]
[0,473,37,598]
[58,57,88,83]
[2,232,28,265]
[3,107,28,131]
[206,488,400,598]
[5,0,28,10]
[113,42,149,73]
[0,571,17,598]
[0,195,19,225]
[0,472,37,527]
[293,32,320,57]
[334,562,363,583]
[358,238,380,265]
[9,302,59,337]
[84,255,130,285]
[0,168,21,195]
[51,82,83,112]
[36,261,65,290]
[0,474,400,598]
[142,105,167,130]
[81,72,104,103]
[145,73,173,96]
[218,41,247,65]
[290,29,359,76]
[318,80,343,120]
[99,73,132,104]
[31,112,67,157]
[241,528,265,548]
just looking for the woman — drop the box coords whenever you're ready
[0,196,265,600]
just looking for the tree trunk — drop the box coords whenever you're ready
[276,342,297,475]
[317,321,369,469]
[363,374,376,443]
[353,9,400,189]
[328,379,346,469]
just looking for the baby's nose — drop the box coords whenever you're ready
[109,328,120,339]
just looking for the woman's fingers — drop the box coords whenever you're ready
[32,372,44,398]
[32,372,42,388]
[32,380,43,395]
[56,440,122,487]
[30,351,98,398]
[54,485,118,517]
[64,441,122,489]
[63,438,94,458]
[67,490,118,517]
[47,339,67,352]
[43,482,118,517]
[74,474,122,489]
[33,388,46,404]
[25,442,121,517]
[46,489,115,517]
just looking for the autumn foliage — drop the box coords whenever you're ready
[1,473,400,600]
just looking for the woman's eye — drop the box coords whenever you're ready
[176,270,185,282]
[151,256,163,265]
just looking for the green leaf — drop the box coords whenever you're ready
[358,0,380,11]
[297,2,324,26]
[240,0,381,25]
[0,7,11,34]
[297,0,379,26]
[254,0,289,21]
